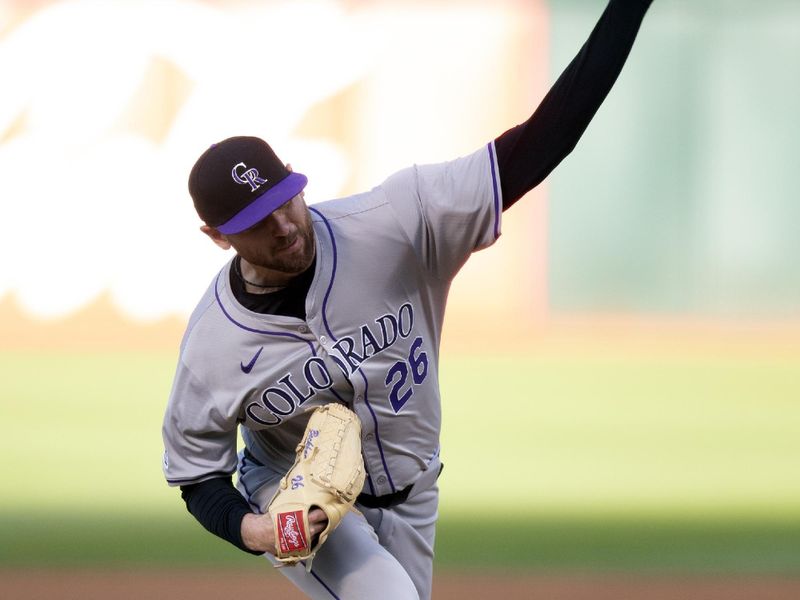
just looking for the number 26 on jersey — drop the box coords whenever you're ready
[385,336,429,413]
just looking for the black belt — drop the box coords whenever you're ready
[357,463,443,509]
[357,484,413,509]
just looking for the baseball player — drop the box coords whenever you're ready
[162,1,655,598]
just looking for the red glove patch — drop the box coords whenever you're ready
[277,510,309,555]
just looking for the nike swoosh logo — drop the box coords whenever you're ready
[240,347,264,374]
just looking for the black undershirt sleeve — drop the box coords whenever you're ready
[180,476,263,555]
[495,0,653,209]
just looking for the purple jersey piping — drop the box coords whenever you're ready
[329,387,348,405]
[357,368,395,492]
[487,142,501,239]
[214,270,316,355]
[304,209,353,406]
[237,452,259,511]
[308,206,397,493]
[308,206,337,339]
[304,567,341,599]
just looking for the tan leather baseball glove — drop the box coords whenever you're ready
[268,403,366,567]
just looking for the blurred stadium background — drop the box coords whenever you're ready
[1,0,798,597]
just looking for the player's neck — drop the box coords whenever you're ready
[236,256,293,293]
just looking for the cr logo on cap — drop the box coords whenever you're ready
[231,162,268,192]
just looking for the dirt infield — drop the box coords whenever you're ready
[2,569,800,600]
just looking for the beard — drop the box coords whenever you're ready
[263,224,316,275]
[246,208,316,277]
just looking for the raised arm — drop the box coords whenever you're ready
[495,0,654,208]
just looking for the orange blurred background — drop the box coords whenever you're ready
[1,0,798,354]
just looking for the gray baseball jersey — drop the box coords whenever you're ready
[162,142,501,495]
[162,142,501,598]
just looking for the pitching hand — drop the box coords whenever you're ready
[241,508,328,554]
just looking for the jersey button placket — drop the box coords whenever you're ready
[350,383,383,492]
[359,398,374,440]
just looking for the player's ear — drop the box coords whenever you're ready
[200,225,232,250]
[286,163,293,173]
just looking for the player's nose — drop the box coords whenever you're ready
[265,210,295,237]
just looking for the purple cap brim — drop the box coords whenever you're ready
[216,172,308,234]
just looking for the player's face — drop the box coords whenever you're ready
[227,193,316,277]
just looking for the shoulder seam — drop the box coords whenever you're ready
[310,199,389,223]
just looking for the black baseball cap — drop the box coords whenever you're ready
[188,136,308,234]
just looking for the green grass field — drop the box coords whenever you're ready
[2,346,799,573]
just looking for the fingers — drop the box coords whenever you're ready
[309,507,327,523]
[308,508,329,536]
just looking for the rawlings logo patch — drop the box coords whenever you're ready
[277,511,308,554]
[303,429,319,459]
